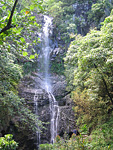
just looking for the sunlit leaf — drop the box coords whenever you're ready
[34,22,40,27]
[23,51,28,56]
[30,16,35,20]
[29,55,35,59]
[20,37,25,43]
[38,4,44,11]
[30,5,34,10]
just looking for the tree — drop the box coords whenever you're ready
[0,0,43,135]
[0,0,18,34]
[64,10,113,130]
[88,0,113,28]
[0,134,18,150]
[43,0,77,44]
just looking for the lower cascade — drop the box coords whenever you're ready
[48,92,60,143]
[34,90,41,149]
[34,15,60,148]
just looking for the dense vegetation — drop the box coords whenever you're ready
[0,0,43,149]
[44,0,113,41]
[0,134,18,150]
[64,10,113,149]
[1,0,113,149]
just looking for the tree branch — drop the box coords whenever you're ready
[0,0,18,34]
[94,63,113,105]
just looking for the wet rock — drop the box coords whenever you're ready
[50,47,64,61]
[58,94,77,135]
[18,73,76,147]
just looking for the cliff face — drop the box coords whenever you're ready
[18,73,76,147]
[51,0,112,46]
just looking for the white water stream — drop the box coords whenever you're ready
[42,15,59,144]
[34,15,60,148]
[34,91,40,149]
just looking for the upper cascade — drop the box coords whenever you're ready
[41,15,53,93]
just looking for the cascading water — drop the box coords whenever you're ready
[48,93,60,143]
[34,91,40,149]
[34,15,60,148]
[42,15,60,144]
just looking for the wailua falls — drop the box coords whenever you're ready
[34,15,60,149]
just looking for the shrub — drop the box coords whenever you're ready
[39,143,53,150]
[0,134,18,150]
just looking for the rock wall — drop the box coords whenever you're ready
[18,73,76,148]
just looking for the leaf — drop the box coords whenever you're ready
[30,16,35,20]
[0,40,3,45]
[30,5,34,10]
[2,6,6,10]
[20,37,25,43]
[12,15,17,23]
[38,4,44,11]
[34,22,40,27]
[0,1,5,4]
[29,55,35,59]
[20,9,25,13]
[16,28,23,35]
[35,53,38,58]
[23,51,28,56]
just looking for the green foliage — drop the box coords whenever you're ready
[0,0,43,135]
[88,0,113,28]
[0,134,18,150]
[50,55,65,75]
[23,61,38,75]
[64,34,83,91]
[39,134,89,150]
[39,122,113,149]
[90,124,113,149]
[64,11,113,99]
[72,89,108,132]
[20,0,44,12]
[80,118,113,150]
[43,0,113,45]
[0,0,42,58]
[50,61,64,75]
[39,143,53,150]
[43,0,77,43]
[43,0,113,77]
[88,2,105,26]
[64,10,113,144]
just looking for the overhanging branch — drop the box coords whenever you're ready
[0,0,18,34]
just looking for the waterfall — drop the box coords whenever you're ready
[34,91,40,149]
[42,15,52,92]
[48,93,60,143]
[34,15,60,147]
[42,15,60,144]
